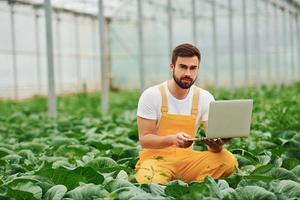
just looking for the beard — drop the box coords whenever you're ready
[173,72,196,89]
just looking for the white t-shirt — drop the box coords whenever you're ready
[137,81,215,122]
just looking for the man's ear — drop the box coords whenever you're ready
[170,64,174,71]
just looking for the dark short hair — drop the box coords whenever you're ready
[171,43,201,65]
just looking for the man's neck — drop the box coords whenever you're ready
[167,79,191,100]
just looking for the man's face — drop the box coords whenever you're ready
[171,56,199,89]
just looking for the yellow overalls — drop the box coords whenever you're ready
[135,84,238,184]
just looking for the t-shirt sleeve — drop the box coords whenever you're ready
[201,91,215,121]
[137,87,159,120]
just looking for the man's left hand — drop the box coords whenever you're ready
[202,138,231,153]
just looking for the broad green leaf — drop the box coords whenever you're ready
[44,185,67,200]
[220,188,236,200]
[116,170,128,180]
[217,179,230,190]
[148,183,166,197]
[268,167,299,182]
[55,144,89,159]
[231,149,259,164]
[86,140,113,150]
[239,165,256,174]
[257,155,271,165]
[5,175,52,192]
[0,193,9,200]
[233,186,277,200]
[9,164,27,174]
[242,175,273,182]
[291,165,300,176]
[85,157,118,172]
[272,180,300,198]
[257,141,277,149]
[18,142,48,153]
[129,193,166,200]
[110,187,145,200]
[0,147,13,159]
[165,180,189,198]
[189,182,210,199]
[237,179,269,189]
[204,176,222,199]
[52,160,74,169]
[234,155,252,166]
[140,183,166,197]
[65,183,109,200]
[1,154,22,164]
[0,143,13,150]
[282,157,300,170]
[50,137,79,150]
[250,164,274,175]
[273,157,283,168]
[7,181,42,200]
[105,179,135,192]
[35,162,104,190]
[18,149,38,164]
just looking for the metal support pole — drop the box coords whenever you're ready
[98,0,109,114]
[74,14,81,89]
[282,9,288,84]
[228,0,234,89]
[192,0,200,86]
[264,0,271,83]
[137,0,145,92]
[254,0,260,87]
[242,0,249,87]
[56,12,63,92]
[212,0,218,88]
[91,18,98,90]
[44,0,57,117]
[105,18,112,91]
[289,12,295,82]
[297,14,300,79]
[167,0,173,58]
[34,10,42,94]
[10,4,18,99]
[273,4,280,83]
[192,0,197,45]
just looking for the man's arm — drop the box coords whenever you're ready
[138,116,193,149]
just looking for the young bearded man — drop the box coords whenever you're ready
[135,43,238,184]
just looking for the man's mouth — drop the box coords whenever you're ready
[182,78,192,82]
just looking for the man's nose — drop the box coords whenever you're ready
[185,69,192,76]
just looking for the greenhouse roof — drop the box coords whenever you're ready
[10,0,300,16]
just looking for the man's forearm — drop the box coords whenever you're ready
[139,134,175,149]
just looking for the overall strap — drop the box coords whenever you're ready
[159,84,168,115]
[191,87,200,118]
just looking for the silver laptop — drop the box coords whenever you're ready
[205,99,253,139]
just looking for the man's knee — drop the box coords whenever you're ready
[135,160,172,184]
[217,149,238,175]
[136,169,170,184]
[207,149,238,175]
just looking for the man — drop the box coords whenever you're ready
[135,43,238,184]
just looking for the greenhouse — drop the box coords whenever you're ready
[0,0,299,199]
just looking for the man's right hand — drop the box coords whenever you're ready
[173,132,193,148]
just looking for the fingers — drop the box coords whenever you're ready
[203,138,230,146]
[176,132,193,148]
[202,138,224,152]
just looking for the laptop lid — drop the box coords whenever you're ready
[206,99,253,139]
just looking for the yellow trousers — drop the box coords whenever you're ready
[135,148,238,184]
